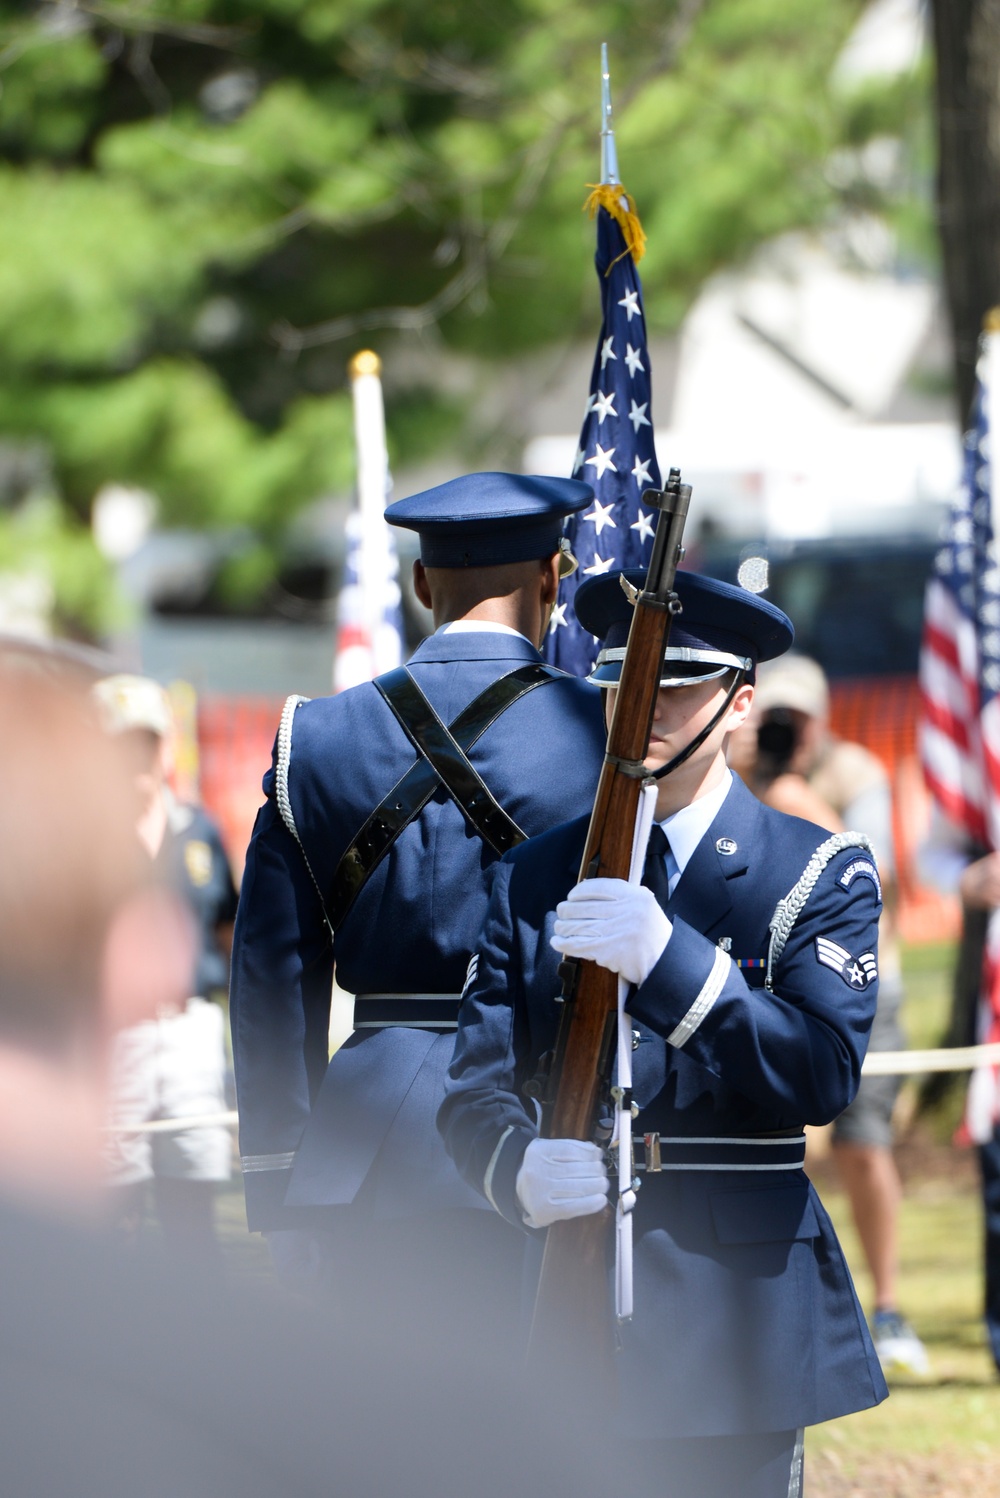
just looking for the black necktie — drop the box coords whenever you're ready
[643,823,673,909]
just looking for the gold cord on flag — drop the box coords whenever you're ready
[583,181,647,269]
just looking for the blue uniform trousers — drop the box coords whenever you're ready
[636,1430,802,1498]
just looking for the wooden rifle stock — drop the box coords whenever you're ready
[526,470,691,1377]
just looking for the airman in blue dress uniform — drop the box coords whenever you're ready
[230,472,608,1323]
[439,568,888,1498]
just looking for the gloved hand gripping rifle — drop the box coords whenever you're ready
[526,469,691,1377]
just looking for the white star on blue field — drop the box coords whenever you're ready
[545,205,662,677]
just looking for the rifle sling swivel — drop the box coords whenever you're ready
[603,752,650,778]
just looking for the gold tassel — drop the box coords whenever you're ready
[584,181,647,269]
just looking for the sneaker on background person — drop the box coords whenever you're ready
[871,1309,930,1378]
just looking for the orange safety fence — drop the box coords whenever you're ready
[198,695,285,880]
[829,677,959,945]
[196,680,961,945]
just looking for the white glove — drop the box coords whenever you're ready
[515,1137,610,1229]
[550,877,672,986]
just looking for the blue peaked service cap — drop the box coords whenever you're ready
[575,568,794,688]
[385,472,594,569]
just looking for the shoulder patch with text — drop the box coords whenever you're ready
[815,936,878,990]
[838,857,882,903]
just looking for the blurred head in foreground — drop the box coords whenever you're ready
[0,649,619,1498]
[0,653,192,1214]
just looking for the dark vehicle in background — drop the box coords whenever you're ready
[699,533,938,681]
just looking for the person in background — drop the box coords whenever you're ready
[94,674,237,1261]
[733,653,929,1379]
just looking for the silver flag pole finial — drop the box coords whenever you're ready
[600,42,620,187]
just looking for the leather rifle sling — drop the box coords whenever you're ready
[325,663,564,932]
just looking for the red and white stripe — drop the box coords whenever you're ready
[919,577,994,848]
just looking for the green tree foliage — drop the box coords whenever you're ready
[0,0,929,634]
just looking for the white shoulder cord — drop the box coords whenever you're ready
[274,694,335,943]
[765,831,874,991]
[614,779,659,1323]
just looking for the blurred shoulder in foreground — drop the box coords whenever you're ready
[0,641,610,1498]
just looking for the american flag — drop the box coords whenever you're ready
[918,351,1000,1140]
[332,507,404,692]
[919,375,1000,849]
[543,203,662,676]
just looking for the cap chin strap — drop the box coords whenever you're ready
[650,669,747,781]
[557,536,578,578]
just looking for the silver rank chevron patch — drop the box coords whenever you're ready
[461,953,479,999]
[815,937,878,990]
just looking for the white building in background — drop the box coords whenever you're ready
[526,0,958,544]
[525,231,960,543]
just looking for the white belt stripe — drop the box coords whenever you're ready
[787,1431,805,1498]
[651,1134,806,1146]
[640,1161,803,1173]
[353,993,462,1028]
[354,1020,457,1029]
[240,1151,296,1173]
[354,993,462,1004]
[667,947,731,1048]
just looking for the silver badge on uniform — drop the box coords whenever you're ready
[716,837,738,856]
[184,838,213,887]
[815,936,878,990]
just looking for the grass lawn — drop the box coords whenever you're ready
[214,940,1000,1494]
[808,939,999,1493]
[808,1166,999,1493]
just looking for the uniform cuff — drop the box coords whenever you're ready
[483,1124,536,1230]
[242,1164,295,1231]
[629,918,731,1048]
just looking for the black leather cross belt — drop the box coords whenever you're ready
[353,993,463,1029]
[326,663,563,932]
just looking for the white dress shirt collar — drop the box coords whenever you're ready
[657,768,733,881]
[441,620,535,646]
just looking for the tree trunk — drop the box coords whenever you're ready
[931,0,1000,424]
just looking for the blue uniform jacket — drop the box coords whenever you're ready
[231,629,607,1230]
[439,775,889,1436]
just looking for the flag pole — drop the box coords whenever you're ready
[984,309,1000,543]
[543,46,658,658]
[333,350,403,692]
[600,43,619,188]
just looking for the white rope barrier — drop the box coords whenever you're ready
[105,1110,239,1136]
[100,1043,1000,1137]
[861,1041,1000,1077]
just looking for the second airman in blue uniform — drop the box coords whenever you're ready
[230,472,608,1328]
